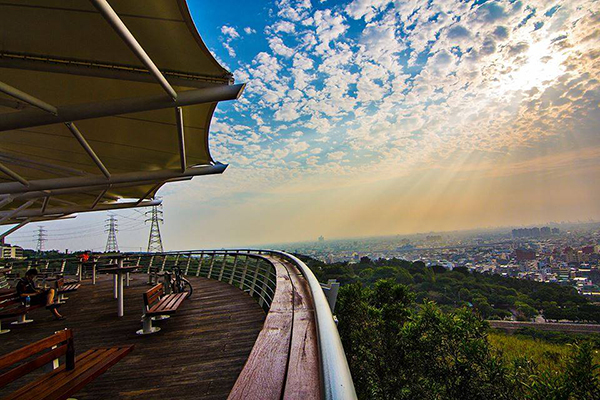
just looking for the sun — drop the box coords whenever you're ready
[495,38,567,96]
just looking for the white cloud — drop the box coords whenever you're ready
[327,151,345,160]
[274,102,301,121]
[268,37,295,57]
[221,25,240,39]
[244,27,256,34]
[273,20,296,33]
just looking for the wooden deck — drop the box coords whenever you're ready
[0,274,266,399]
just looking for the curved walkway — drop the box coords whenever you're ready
[0,274,265,400]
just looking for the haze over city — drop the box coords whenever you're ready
[5,0,600,251]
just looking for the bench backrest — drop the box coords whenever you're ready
[143,283,163,310]
[0,329,75,388]
[0,275,8,289]
[0,294,20,309]
[55,277,65,290]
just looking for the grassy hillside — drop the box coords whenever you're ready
[489,332,600,372]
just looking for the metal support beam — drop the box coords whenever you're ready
[0,199,36,224]
[0,162,29,186]
[135,183,162,206]
[49,197,79,207]
[41,197,50,213]
[90,0,177,101]
[0,199,160,223]
[175,107,186,172]
[3,177,190,203]
[0,84,245,132]
[0,163,227,195]
[0,218,31,241]
[0,81,58,115]
[0,53,232,89]
[0,196,14,209]
[91,189,108,209]
[64,122,111,178]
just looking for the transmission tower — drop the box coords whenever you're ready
[105,215,119,253]
[145,205,164,252]
[35,226,47,253]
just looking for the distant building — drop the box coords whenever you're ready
[0,243,24,259]
[512,226,555,238]
[516,249,536,261]
[318,235,324,243]
[582,246,596,255]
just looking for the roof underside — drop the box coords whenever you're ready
[0,0,241,226]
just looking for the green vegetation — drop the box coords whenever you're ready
[302,255,600,322]
[489,332,600,372]
[336,279,600,400]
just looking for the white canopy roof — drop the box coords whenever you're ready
[0,0,244,228]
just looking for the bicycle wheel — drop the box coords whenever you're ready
[181,277,193,298]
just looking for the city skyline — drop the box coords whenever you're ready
[4,0,600,250]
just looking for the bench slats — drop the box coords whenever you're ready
[157,293,181,312]
[26,348,120,400]
[147,292,187,315]
[3,346,133,400]
[0,344,68,388]
[59,284,80,293]
[4,347,106,398]
[0,304,43,319]
[143,283,163,309]
[0,330,71,370]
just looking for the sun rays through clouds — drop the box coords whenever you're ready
[175,0,600,247]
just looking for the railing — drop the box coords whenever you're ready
[128,251,277,312]
[1,249,357,399]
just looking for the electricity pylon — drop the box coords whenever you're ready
[35,226,47,253]
[145,205,164,253]
[105,215,119,253]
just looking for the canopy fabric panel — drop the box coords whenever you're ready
[0,0,240,225]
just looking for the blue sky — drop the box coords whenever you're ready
[6,0,600,251]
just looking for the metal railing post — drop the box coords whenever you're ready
[249,258,261,297]
[257,263,271,308]
[228,254,239,285]
[184,252,192,275]
[207,254,215,279]
[218,252,228,281]
[239,255,250,289]
[196,252,204,276]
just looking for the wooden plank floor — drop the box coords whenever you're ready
[0,274,266,399]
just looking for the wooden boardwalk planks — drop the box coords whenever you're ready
[0,274,265,400]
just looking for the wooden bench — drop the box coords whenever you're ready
[137,283,188,335]
[0,328,133,400]
[54,278,80,303]
[0,295,43,334]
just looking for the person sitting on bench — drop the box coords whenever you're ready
[16,268,65,320]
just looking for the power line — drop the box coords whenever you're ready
[145,204,164,253]
[105,214,119,252]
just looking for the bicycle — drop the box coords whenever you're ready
[162,267,193,298]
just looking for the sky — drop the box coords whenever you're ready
[6,0,600,251]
